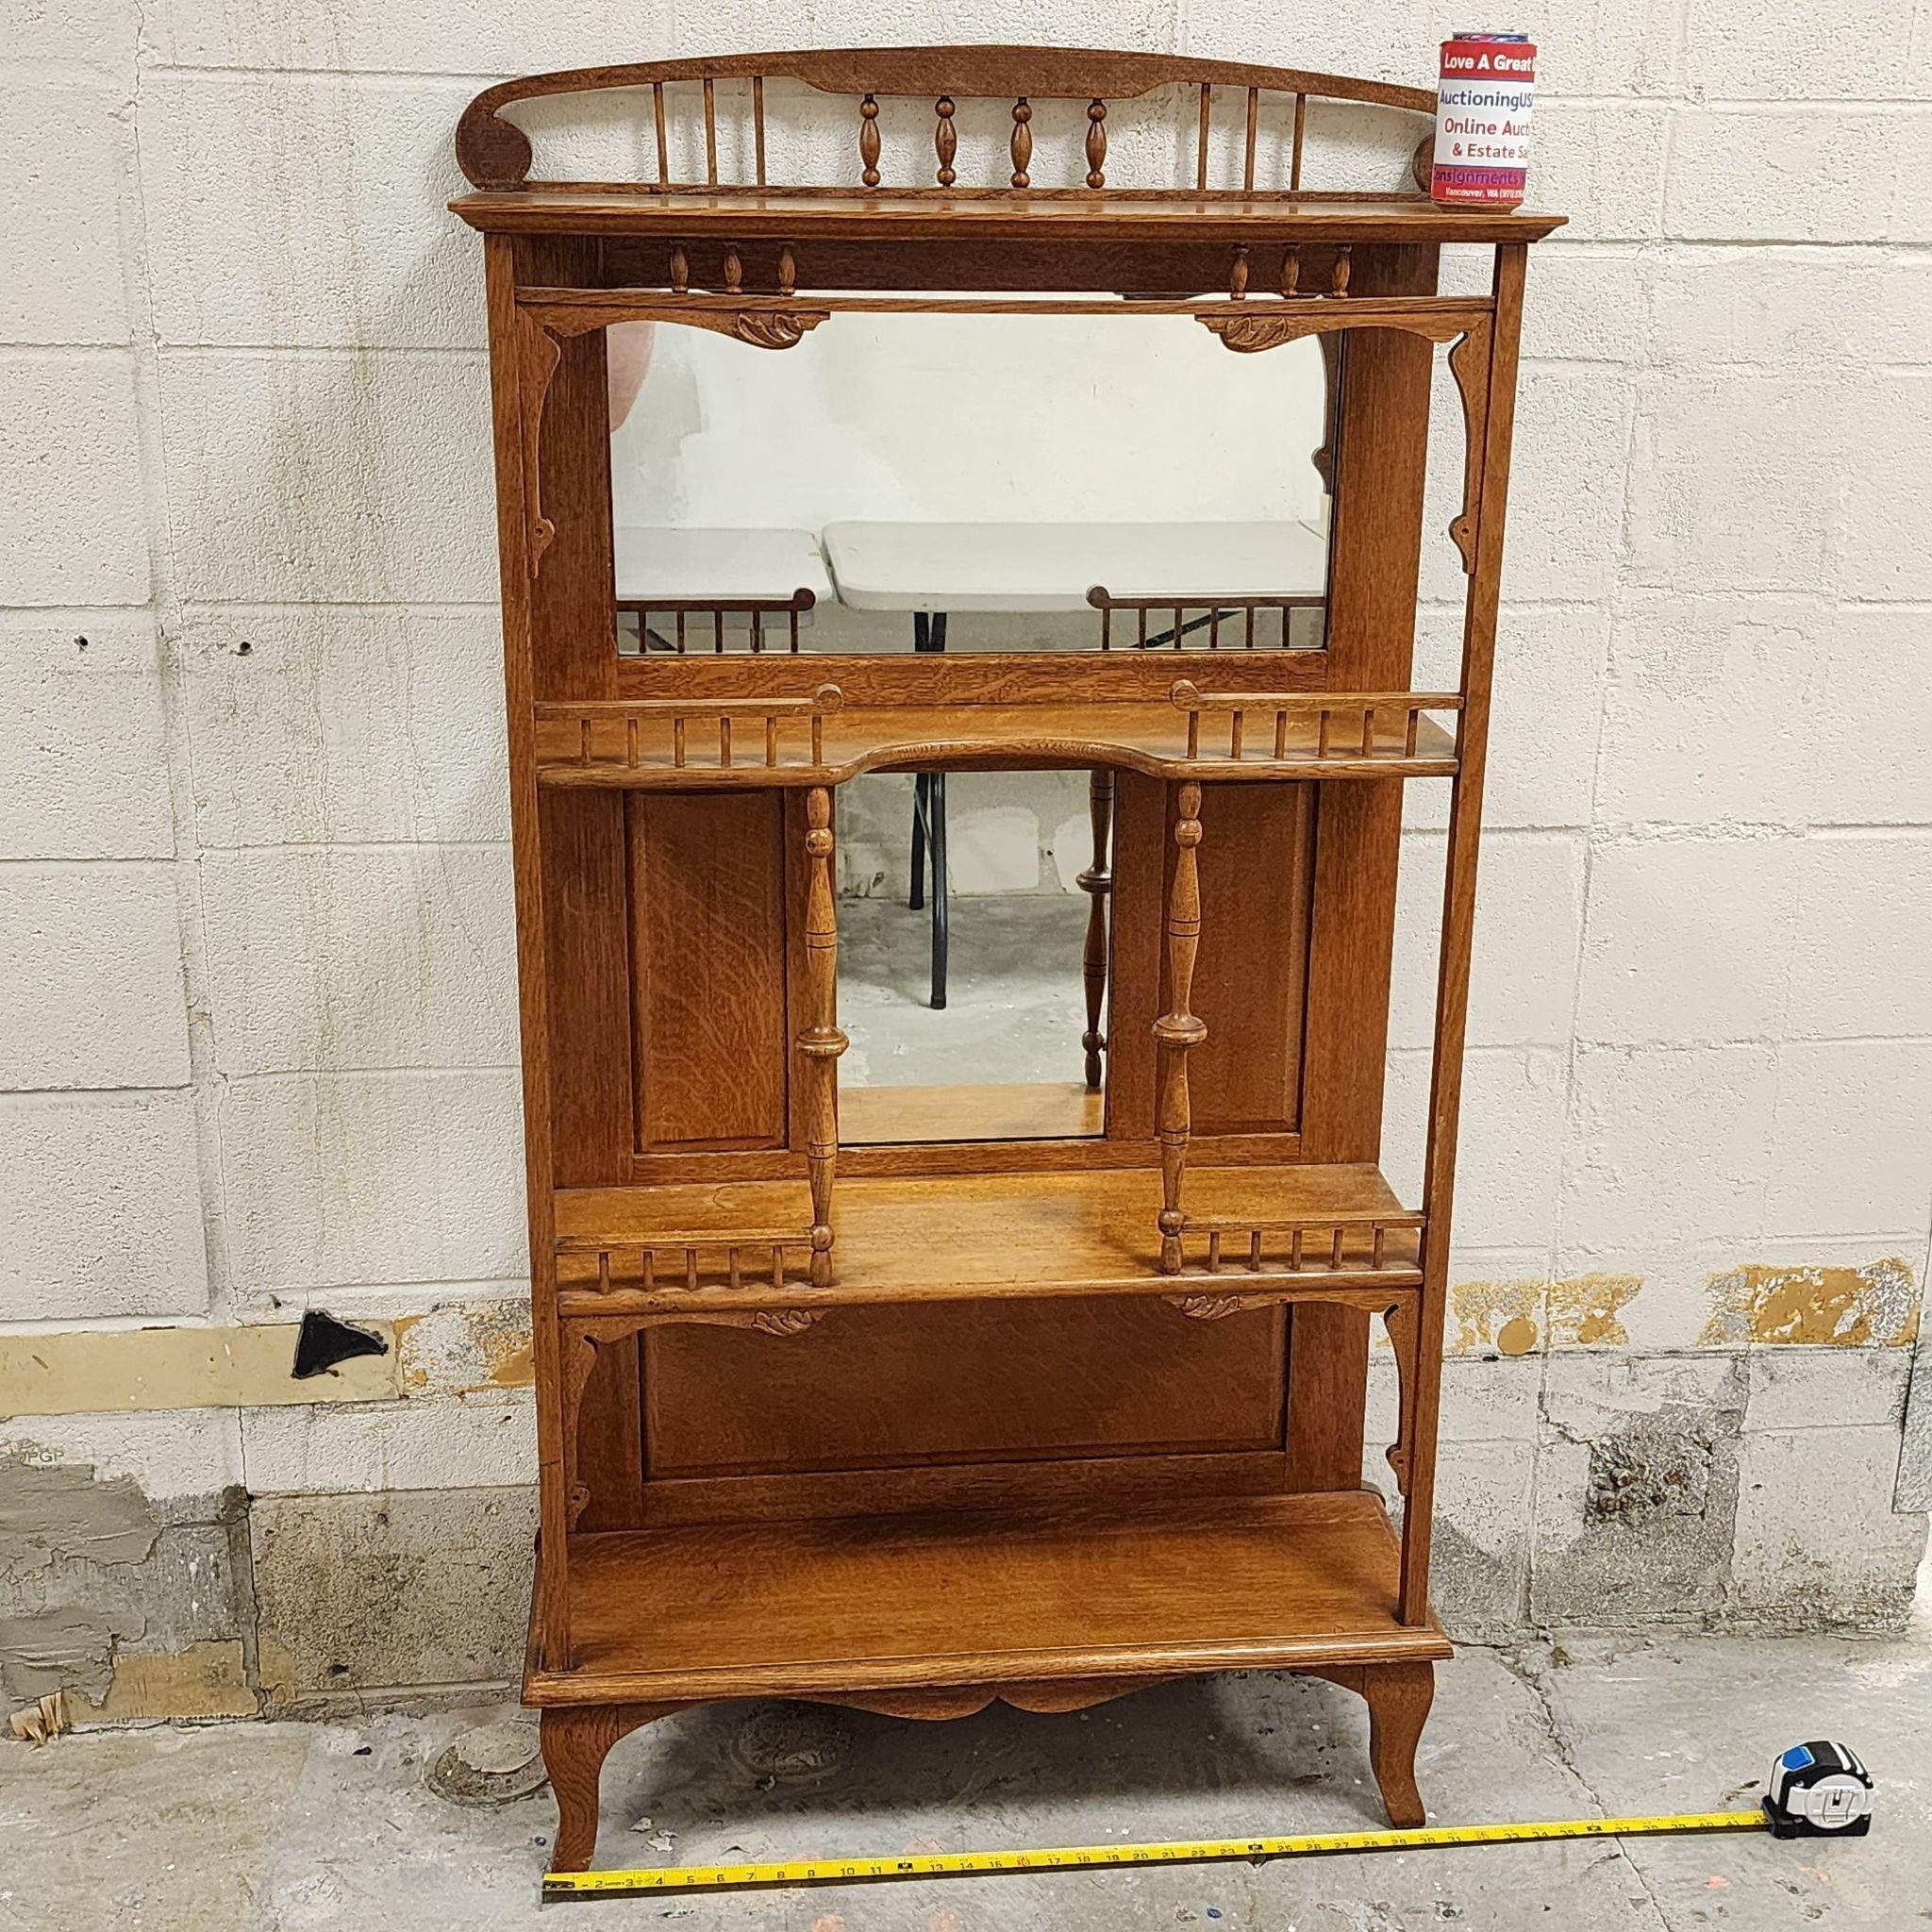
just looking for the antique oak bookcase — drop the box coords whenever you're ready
[450,46,1562,1871]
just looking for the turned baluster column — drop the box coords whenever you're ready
[1077,769,1115,1091]
[799,788,848,1287]
[1155,781,1207,1274]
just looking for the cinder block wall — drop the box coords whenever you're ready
[2,0,1928,1720]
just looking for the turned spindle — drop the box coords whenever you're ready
[1077,770,1115,1090]
[1086,99,1108,187]
[798,788,847,1287]
[935,96,957,187]
[1010,98,1032,188]
[858,93,881,188]
[1155,782,1207,1273]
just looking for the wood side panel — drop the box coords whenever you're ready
[1289,243,1437,1493]
[521,234,618,705]
[642,1298,1286,1477]
[571,1333,644,1530]
[1175,781,1315,1136]
[628,791,790,1150]
[541,791,633,1186]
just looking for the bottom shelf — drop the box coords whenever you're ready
[528,1488,1448,1705]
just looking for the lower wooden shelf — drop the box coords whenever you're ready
[526,1487,1448,1705]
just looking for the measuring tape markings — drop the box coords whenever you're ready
[542,1809,1767,1899]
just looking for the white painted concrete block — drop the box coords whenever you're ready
[218,1070,525,1295]
[1745,1348,1911,1433]
[4,0,136,75]
[1664,107,1920,242]
[1390,828,1586,1051]
[242,1392,537,1493]
[0,616,172,859]
[141,75,485,350]
[0,1091,208,1321]
[175,604,508,848]
[1561,1043,1779,1250]
[1731,1424,1927,1619]
[1765,1041,1932,1237]
[1874,257,1932,361]
[1495,365,1631,604]
[0,85,131,346]
[1576,834,1800,1046]
[0,1407,241,1500]
[1411,601,1607,833]
[1521,247,1649,364]
[1681,0,1913,100]
[1383,1045,1567,1249]
[0,864,190,1091]
[158,349,496,604]
[1647,247,1889,370]
[1625,372,1846,593]
[1787,833,1932,1041]
[1595,594,1829,827]
[1533,99,1668,241]
[1842,369,1932,600]
[0,351,150,605]
[148,0,672,75]
[1817,607,1932,825]
[200,845,518,1077]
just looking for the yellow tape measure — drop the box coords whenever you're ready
[542,1808,1766,1900]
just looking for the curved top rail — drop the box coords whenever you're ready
[457,43,1435,192]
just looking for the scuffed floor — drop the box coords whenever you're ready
[4,1635,1927,1930]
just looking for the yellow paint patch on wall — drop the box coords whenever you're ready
[1450,1278,1541,1355]
[394,1302,535,1396]
[1699,1257,1920,1347]
[1545,1272,1642,1348]
[0,1322,399,1417]
[72,1641,259,1724]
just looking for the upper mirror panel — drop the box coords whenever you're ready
[608,310,1333,656]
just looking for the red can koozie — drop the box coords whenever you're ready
[1432,32,1537,209]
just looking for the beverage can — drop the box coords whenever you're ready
[1432,32,1537,209]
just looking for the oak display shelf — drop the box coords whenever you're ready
[526,1491,1450,1707]
[451,41,1559,1875]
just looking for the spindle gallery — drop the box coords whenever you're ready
[450,44,1563,1874]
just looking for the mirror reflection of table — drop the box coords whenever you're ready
[612,525,833,652]
[820,518,1333,1008]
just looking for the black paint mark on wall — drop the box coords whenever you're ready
[292,1310,390,1381]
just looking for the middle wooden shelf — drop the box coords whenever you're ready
[555,1160,1424,1318]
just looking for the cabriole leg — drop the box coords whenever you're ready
[541,1703,677,1872]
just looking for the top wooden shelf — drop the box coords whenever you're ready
[452,185,1565,245]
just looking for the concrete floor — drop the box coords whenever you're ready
[5,1635,1926,1930]
[840,893,1091,1090]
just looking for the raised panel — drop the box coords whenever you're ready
[641,1299,1286,1478]
[627,790,789,1150]
[1178,781,1316,1137]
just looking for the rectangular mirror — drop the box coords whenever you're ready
[836,767,1108,1144]
[607,308,1334,656]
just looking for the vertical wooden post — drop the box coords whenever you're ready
[1155,781,1207,1273]
[798,787,847,1287]
[1078,769,1115,1091]
[1400,242,1527,1624]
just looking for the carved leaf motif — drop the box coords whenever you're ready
[1202,313,1320,355]
[732,310,829,350]
[752,1308,825,1336]
[1166,1292,1267,1321]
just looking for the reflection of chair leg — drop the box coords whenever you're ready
[909,773,927,910]
[909,612,949,1008]
[1079,769,1115,1089]
[928,772,948,1009]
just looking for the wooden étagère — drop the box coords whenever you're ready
[450,42,1561,1874]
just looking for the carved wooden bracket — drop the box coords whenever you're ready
[1446,321,1491,575]
[561,1307,828,1528]
[1382,1295,1420,1497]
[519,323,563,578]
